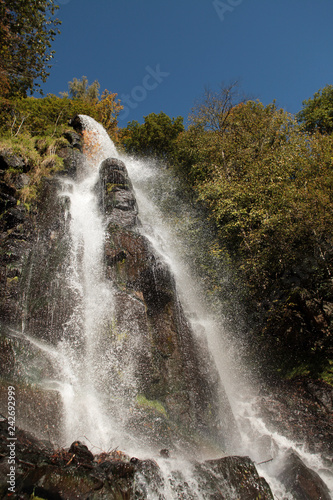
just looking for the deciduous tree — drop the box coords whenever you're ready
[122,112,184,163]
[0,0,61,96]
[297,84,333,135]
[62,76,100,101]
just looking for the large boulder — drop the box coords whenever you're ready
[101,157,238,453]
[278,450,331,500]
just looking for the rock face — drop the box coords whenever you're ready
[0,136,86,443]
[98,155,236,452]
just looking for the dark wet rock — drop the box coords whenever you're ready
[140,255,174,311]
[278,450,331,500]
[106,208,138,228]
[68,114,84,132]
[0,337,15,376]
[0,421,274,499]
[0,189,17,213]
[99,157,138,229]
[19,177,75,346]
[0,178,16,196]
[0,150,26,172]
[1,204,26,229]
[105,227,174,311]
[257,378,333,458]
[100,157,132,192]
[20,465,105,499]
[194,455,274,499]
[0,158,34,334]
[68,441,94,463]
[102,160,238,453]
[160,448,170,458]
[63,130,83,151]
[101,157,127,174]
[12,173,30,190]
[56,146,85,178]
[305,380,333,413]
[113,189,136,210]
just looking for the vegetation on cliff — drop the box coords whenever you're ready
[121,83,333,385]
[0,76,123,209]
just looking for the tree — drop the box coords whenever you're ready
[174,95,333,380]
[188,82,247,178]
[121,112,184,162]
[62,76,100,101]
[297,84,333,135]
[190,81,245,134]
[0,0,61,97]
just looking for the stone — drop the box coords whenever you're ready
[56,146,85,179]
[278,449,331,500]
[0,190,16,213]
[68,114,84,132]
[0,150,26,172]
[113,189,136,210]
[106,208,138,228]
[68,441,94,463]
[160,448,170,458]
[305,380,333,413]
[63,130,83,151]
[194,455,274,499]
[102,160,238,453]
[0,420,273,499]
[2,205,26,229]
[11,173,30,189]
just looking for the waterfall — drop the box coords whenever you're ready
[48,119,146,453]
[6,115,331,499]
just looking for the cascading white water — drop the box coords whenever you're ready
[48,117,143,452]
[58,173,114,448]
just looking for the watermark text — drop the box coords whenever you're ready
[119,64,170,121]
[213,0,244,22]
[7,386,16,494]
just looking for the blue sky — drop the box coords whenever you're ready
[42,0,333,126]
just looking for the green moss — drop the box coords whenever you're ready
[31,492,48,500]
[6,276,19,284]
[320,360,333,386]
[106,182,119,192]
[136,394,167,417]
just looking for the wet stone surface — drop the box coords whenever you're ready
[0,419,274,499]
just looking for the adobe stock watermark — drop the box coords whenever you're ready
[213,0,244,22]
[119,65,170,121]
[7,386,16,495]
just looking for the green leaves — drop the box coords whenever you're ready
[121,112,184,163]
[64,76,101,102]
[0,0,61,96]
[171,89,333,381]
[297,84,333,135]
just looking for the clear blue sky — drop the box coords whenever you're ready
[42,0,333,126]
